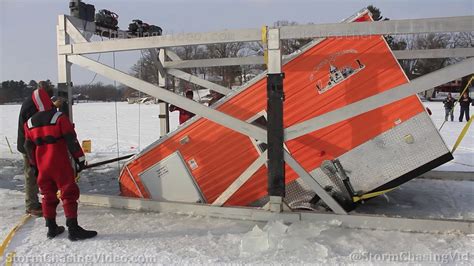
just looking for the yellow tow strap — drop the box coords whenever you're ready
[0,214,32,258]
[352,188,395,202]
[452,115,473,153]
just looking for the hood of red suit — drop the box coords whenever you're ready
[32,88,53,111]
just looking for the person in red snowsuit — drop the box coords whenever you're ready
[23,88,97,241]
[169,90,195,124]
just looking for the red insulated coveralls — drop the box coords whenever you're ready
[23,88,85,219]
[169,105,195,124]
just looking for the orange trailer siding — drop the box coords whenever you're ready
[119,12,425,207]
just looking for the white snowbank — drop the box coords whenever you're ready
[423,101,473,172]
[0,188,472,264]
[1,101,471,171]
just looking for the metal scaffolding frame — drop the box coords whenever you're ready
[58,13,474,232]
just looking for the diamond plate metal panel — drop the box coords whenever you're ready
[303,112,450,202]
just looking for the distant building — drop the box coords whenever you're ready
[419,79,464,100]
[435,79,462,93]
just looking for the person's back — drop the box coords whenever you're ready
[17,97,38,153]
[26,106,76,174]
[169,90,195,124]
[208,90,224,107]
[24,88,97,241]
[17,81,54,216]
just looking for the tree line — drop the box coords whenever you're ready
[0,80,54,104]
[0,80,128,104]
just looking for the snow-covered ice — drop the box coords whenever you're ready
[1,101,472,171]
[1,188,473,264]
[424,101,473,172]
[0,100,473,264]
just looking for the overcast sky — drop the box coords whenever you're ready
[0,0,472,85]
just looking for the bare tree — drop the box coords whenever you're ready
[130,50,160,84]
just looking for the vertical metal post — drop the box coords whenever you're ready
[158,49,170,135]
[57,15,73,122]
[266,28,285,212]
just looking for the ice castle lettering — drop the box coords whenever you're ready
[316,59,365,94]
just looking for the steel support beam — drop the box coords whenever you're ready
[65,18,88,43]
[158,101,170,136]
[167,69,233,95]
[157,49,170,135]
[57,15,73,122]
[285,58,474,141]
[165,49,182,62]
[266,28,285,212]
[160,48,474,69]
[266,74,285,199]
[67,55,268,142]
[212,151,267,206]
[149,48,166,78]
[61,28,262,55]
[163,56,265,69]
[59,16,473,55]
[79,194,473,234]
[394,48,474,59]
[164,50,233,95]
[148,48,170,136]
[280,16,474,39]
[65,15,96,35]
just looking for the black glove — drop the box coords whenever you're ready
[75,160,86,173]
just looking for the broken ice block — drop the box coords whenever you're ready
[240,225,269,255]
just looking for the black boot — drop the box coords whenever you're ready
[45,218,65,239]
[66,218,97,241]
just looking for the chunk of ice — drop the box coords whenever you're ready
[13,175,24,181]
[240,225,269,255]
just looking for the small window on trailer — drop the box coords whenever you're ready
[250,115,268,153]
